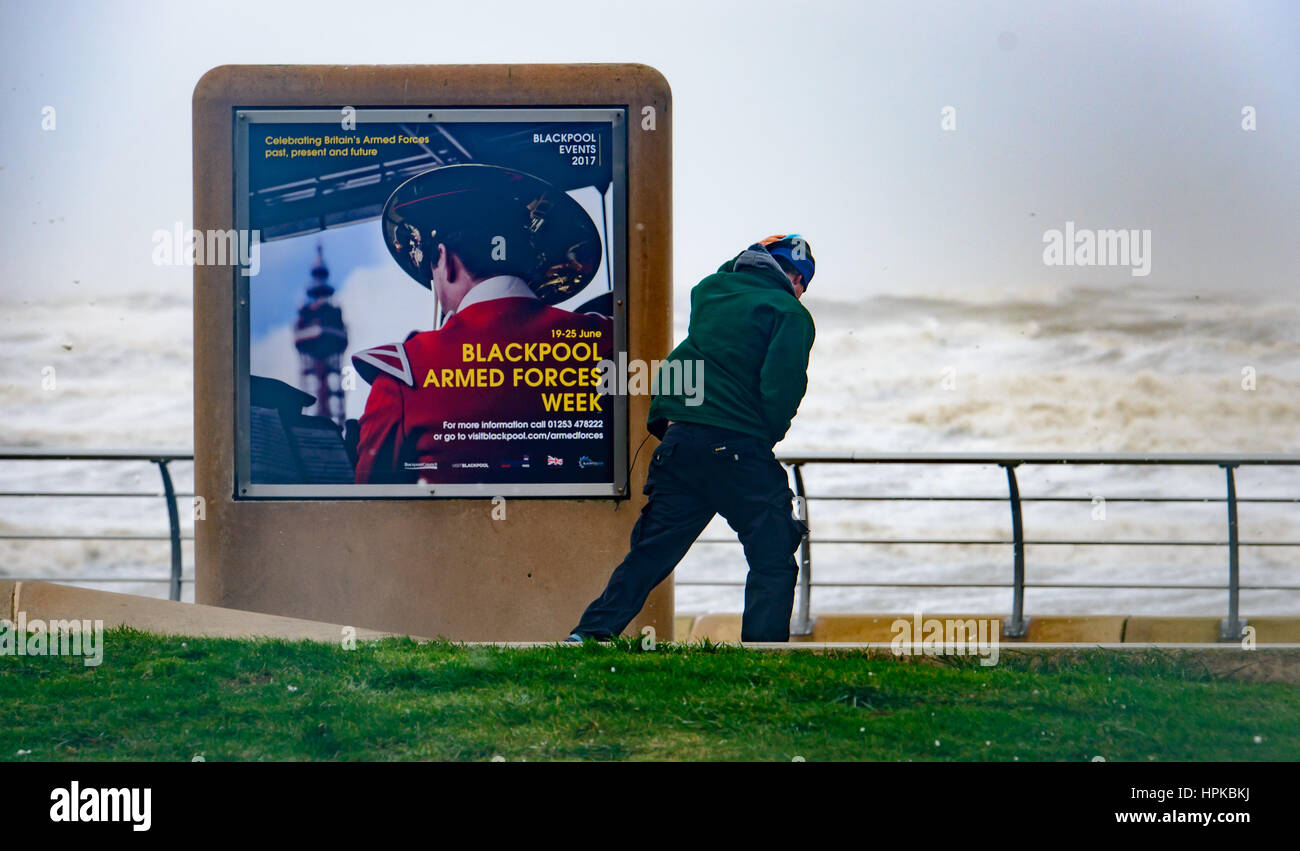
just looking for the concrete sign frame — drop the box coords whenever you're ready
[193,64,671,641]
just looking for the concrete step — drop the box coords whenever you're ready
[1,580,411,643]
[5,581,1296,649]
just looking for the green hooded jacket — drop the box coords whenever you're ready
[647,244,816,446]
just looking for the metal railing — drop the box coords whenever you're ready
[685,453,1300,641]
[2,450,1298,640]
[0,449,194,601]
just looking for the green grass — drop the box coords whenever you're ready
[2,627,1297,761]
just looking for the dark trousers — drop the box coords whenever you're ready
[572,422,807,642]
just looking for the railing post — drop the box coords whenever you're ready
[790,463,813,636]
[1218,463,1247,641]
[1001,463,1030,638]
[156,459,183,602]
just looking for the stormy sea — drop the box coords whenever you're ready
[1,279,1297,617]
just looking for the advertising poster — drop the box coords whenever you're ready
[233,108,628,497]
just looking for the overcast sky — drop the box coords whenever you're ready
[2,0,1297,305]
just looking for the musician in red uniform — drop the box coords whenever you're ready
[351,164,613,484]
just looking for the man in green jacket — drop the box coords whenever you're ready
[569,234,816,642]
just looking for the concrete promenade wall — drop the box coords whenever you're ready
[8,581,1300,650]
[683,612,1300,644]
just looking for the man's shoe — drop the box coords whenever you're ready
[563,633,585,643]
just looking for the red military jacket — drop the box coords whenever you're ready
[352,287,614,485]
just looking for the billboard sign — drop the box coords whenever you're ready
[232,107,628,498]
